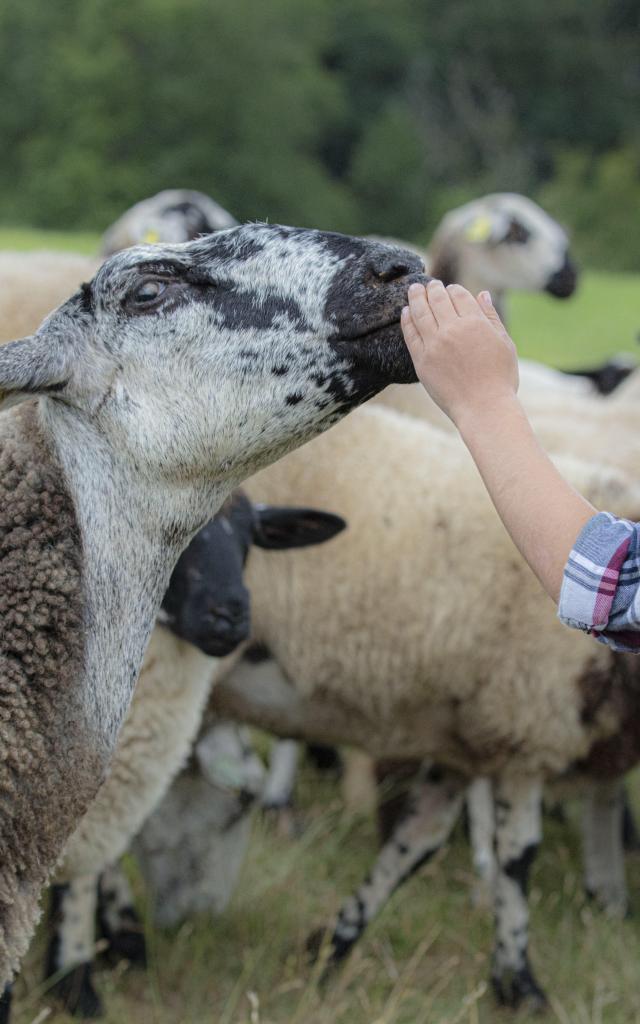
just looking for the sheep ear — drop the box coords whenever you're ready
[252,506,347,550]
[0,333,73,411]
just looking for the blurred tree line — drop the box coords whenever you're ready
[0,0,638,268]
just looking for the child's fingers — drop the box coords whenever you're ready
[401,306,424,355]
[407,282,437,333]
[425,280,458,326]
[446,283,481,318]
[478,291,507,333]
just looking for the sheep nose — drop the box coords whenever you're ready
[545,255,578,299]
[207,605,247,634]
[368,251,424,284]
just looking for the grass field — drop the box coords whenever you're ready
[3,230,640,1023]
[13,765,640,1024]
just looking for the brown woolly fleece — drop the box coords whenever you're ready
[0,402,101,985]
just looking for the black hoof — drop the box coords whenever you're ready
[49,963,104,1019]
[492,965,548,1013]
[98,899,147,968]
[306,926,355,970]
[104,925,147,967]
[306,744,343,775]
[0,985,12,1024]
[99,904,147,968]
[306,927,329,965]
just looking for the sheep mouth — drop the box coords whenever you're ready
[330,271,430,391]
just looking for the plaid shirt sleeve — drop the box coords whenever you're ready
[558,511,640,652]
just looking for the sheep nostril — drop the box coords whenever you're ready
[381,262,412,284]
[368,251,423,286]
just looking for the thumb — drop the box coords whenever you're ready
[478,291,507,331]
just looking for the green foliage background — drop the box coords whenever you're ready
[1,0,639,268]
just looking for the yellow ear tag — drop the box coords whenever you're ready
[464,215,493,244]
[142,229,160,243]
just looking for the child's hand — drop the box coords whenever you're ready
[401,281,519,429]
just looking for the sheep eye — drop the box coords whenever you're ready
[133,279,167,303]
[504,220,530,245]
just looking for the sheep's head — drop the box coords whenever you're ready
[0,224,426,487]
[160,490,345,658]
[100,188,238,256]
[430,193,578,300]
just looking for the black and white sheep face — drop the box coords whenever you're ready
[432,193,577,298]
[0,224,425,487]
[160,491,345,658]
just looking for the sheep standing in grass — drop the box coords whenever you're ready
[369,360,640,911]
[44,494,344,1018]
[203,404,640,1010]
[0,225,425,1015]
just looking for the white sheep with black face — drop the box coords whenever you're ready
[0,223,426,1012]
[428,192,577,302]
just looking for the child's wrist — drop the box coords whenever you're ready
[454,391,522,443]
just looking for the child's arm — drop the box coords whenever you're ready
[400,280,595,602]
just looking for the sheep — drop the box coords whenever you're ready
[44,494,344,1018]
[99,188,238,256]
[200,403,640,1010]
[425,192,577,308]
[374,361,640,905]
[0,190,237,345]
[373,370,640,909]
[0,224,426,1008]
[370,192,637,431]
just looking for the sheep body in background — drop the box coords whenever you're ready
[205,405,640,1009]
[0,251,100,344]
[0,227,424,1013]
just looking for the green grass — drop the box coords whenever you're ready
[510,272,639,368]
[0,226,100,255]
[4,227,640,1022]
[12,764,640,1024]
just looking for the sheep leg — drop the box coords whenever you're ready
[621,784,640,852]
[341,750,377,815]
[582,779,628,916]
[491,775,546,1011]
[0,985,11,1024]
[261,739,301,836]
[466,777,497,907]
[97,863,147,966]
[262,739,300,810]
[312,764,465,965]
[46,879,103,1019]
[374,758,423,842]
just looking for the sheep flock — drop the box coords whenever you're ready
[1,188,639,1022]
